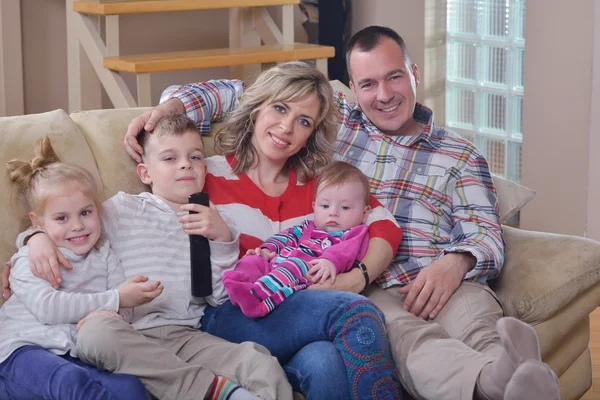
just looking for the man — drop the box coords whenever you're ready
[14,26,558,400]
[333,26,559,400]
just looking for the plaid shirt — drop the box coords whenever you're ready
[162,80,505,289]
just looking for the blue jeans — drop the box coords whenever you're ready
[285,341,350,399]
[0,346,150,400]
[202,290,402,400]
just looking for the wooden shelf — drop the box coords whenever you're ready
[73,0,299,15]
[104,43,334,73]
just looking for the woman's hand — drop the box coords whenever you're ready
[308,268,366,293]
[28,233,73,289]
[179,203,232,242]
[124,98,186,162]
[308,259,337,283]
[117,275,164,308]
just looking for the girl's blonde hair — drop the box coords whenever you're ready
[214,61,337,181]
[6,136,103,215]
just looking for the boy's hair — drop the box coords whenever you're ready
[316,161,371,205]
[215,61,337,182]
[6,136,103,215]
[346,25,412,80]
[137,113,202,153]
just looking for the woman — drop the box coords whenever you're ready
[21,62,403,399]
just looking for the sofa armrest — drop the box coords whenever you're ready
[490,226,600,324]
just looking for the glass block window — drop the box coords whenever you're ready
[446,0,526,182]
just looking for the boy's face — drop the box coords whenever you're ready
[137,130,206,207]
[313,180,371,232]
[30,187,101,255]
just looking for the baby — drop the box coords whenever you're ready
[223,161,372,318]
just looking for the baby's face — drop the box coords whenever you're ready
[140,130,206,207]
[313,180,370,232]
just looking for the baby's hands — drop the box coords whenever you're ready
[179,203,231,242]
[246,247,275,261]
[117,275,163,308]
[308,259,337,283]
[76,310,123,332]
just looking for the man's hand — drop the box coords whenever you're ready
[28,233,73,289]
[179,202,231,242]
[399,253,476,319]
[77,310,123,332]
[308,259,337,283]
[246,247,275,261]
[124,98,186,162]
[117,275,164,308]
[2,261,11,301]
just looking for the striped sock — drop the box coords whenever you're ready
[206,376,258,400]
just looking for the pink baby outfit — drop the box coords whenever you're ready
[223,220,369,318]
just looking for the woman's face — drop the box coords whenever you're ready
[251,94,321,167]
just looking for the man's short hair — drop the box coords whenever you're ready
[137,113,202,151]
[346,25,412,79]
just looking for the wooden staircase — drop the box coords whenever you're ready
[68,0,335,109]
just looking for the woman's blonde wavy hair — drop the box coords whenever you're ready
[6,136,102,215]
[214,61,337,181]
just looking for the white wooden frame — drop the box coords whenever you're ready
[67,1,327,110]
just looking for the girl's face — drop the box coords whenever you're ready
[313,180,371,232]
[30,187,101,256]
[251,94,320,167]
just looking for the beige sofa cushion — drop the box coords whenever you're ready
[70,108,151,199]
[492,174,536,223]
[0,110,103,268]
[493,226,600,324]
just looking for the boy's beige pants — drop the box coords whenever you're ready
[76,315,293,400]
[366,282,505,400]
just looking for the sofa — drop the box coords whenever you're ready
[1,82,600,400]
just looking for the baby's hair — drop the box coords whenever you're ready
[137,113,202,152]
[316,161,371,205]
[6,136,102,215]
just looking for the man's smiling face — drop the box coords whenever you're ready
[349,36,420,136]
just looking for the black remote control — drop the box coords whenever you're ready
[188,192,213,297]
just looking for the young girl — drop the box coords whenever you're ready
[223,161,373,318]
[0,137,162,400]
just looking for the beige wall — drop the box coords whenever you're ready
[0,1,24,116]
[520,0,595,237]
[18,0,306,114]
[587,1,600,241]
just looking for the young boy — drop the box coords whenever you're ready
[20,114,292,400]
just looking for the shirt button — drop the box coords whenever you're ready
[348,151,354,156]
[417,167,423,173]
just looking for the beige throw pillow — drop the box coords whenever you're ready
[492,174,536,223]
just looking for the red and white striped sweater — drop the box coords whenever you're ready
[204,155,402,260]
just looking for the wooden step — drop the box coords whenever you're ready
[103,43,334,74]
[73,0,299,15]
